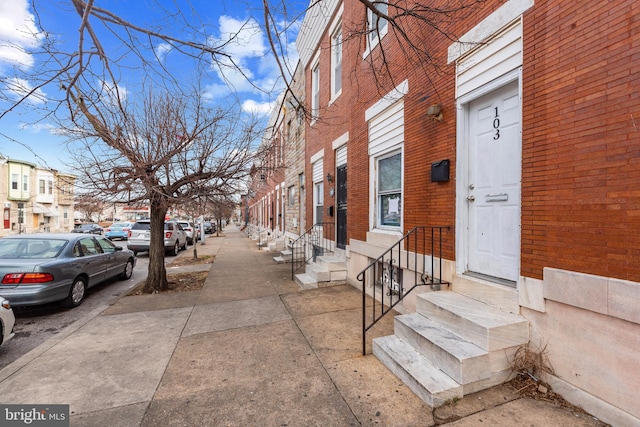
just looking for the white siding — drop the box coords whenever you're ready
[368,100,405,157]
[336,145,347,166]
[455,20,523,98]
[296,0,341,68]
[312,159,324,183]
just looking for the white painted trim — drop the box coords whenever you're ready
[364,80,409,121]
[310,148,324,164]
[332,132,349,150]
[448,0,534,63]
[455,68,522,277]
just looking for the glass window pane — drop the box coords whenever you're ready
[378,153,401,192]
[380,194,401,227]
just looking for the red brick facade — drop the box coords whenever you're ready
[298,0,640,282]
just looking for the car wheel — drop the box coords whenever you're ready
[61,277,87,308]
[119,259,134,280]
[181,239,188,250]
[170,241,179,256]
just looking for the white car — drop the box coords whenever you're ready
[0,297,15,346]
[177,221,199,245]
[127,220,188,256]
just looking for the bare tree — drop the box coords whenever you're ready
[74,192,107,223]
[66,85,260,292]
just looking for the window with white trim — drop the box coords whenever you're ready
[366,81,407,231]
[312,159,324,224]
[314,182,324,224]
[367,0,388,51]
[331,23,342,99]
[377,151,402,227]
[311,60,320,120]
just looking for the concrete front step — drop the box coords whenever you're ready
[394,313,489,385]
[416,292,528,352]
[294,273,317,290]
[373,335,462,408]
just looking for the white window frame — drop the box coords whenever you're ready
[22,174,29,192]
[314,182,324,224]
[311,57,320,122]
[365,0,389,56]
[330,19,343,102]
[375,150,402,229]
[11,174,19,190]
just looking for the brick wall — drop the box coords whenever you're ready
[521,0,640,280]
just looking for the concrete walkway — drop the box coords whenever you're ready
[0,225,608,426]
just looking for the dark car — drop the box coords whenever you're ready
[203,221,216,234]
[72,223,104,235]
[0,234,136,308]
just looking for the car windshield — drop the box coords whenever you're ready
[133,222,151,231]
[0,238,67,259]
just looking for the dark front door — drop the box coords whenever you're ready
[336,165,347,249]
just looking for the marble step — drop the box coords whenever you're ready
[394,313,489,385]
[373,335,462,408]
[294,273,317,290]
[416,292,528,352]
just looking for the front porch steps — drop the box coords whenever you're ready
[373,291,528,408]
[293,255,347,289]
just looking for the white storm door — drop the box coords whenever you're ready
[467,81,521,282]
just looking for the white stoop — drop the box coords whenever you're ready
[272,249,292,264]
[293,255,347,289]
[373,291,529,408]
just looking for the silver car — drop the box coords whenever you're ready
[0,234,136,308]
[0,297,15,346]
[127,220,188,256]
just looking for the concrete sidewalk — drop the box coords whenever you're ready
[0,225,608,426]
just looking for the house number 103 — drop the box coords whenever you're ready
[493,106,500,140]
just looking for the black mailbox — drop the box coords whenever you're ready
[431,159,450,182]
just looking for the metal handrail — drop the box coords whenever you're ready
[358,226,450,355]
[290,222,335,280]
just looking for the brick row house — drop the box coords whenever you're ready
[247,1,639,424]
[1,157,76,236]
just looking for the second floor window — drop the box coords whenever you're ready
[11,174,18,190]
[331,24,342,99]
[39,179,46,194]
[311,61,320,119]
[367,0,388,51]
[22,174,29,191]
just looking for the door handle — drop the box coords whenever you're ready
[467,195,475,202]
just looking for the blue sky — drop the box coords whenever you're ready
[0,0,305,172]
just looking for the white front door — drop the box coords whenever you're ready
[467,81,521,282]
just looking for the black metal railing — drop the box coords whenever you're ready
[290,222,335,280]
[358,226,450,355]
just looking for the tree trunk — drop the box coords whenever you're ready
[143,200,169,293]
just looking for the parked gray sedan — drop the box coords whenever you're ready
[0,233,136,308]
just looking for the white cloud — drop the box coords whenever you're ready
[241,99,274,117]
[207,16,269,93]
[0,0,43,70]
[100,79,128,105]
[5,77,46,104]
[155,42,172,62]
